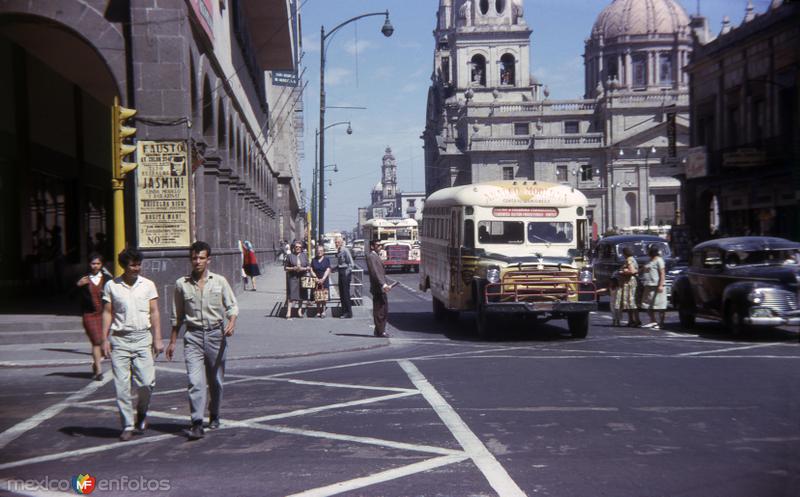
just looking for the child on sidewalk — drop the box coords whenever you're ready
[609,274,622,326]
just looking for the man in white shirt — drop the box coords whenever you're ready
[101,248,163,442]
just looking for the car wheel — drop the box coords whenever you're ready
[678,297,695,328]
[567,313,589,339]
[726,306,748,337]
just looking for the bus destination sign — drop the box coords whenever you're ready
[492,207,559,217]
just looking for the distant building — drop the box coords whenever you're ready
[685,0,799,240]
[423,0,695,236]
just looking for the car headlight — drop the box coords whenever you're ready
[747,289,765,304]
[578,268,593,284]
[486,267,501,284]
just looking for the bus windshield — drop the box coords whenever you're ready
[528,222,574,244]
[478,221,524,244]
[396,228,414,240]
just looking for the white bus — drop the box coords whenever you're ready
[419,180,597,338]
[363,218,420,272]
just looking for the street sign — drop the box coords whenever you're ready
[272,71,299,87]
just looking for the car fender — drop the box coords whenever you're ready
[721,281,778,314]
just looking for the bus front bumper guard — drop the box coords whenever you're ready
[481,301,597,314]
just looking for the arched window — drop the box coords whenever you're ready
[659,53,673,85]
[479,0,489,15]
[217,100,226,149]
[470,54,486,86]
[632,53,647,87]
[500,53,515,86]
[625,192,638,226]
[495,0,506,13]
[606,56,618,82]
[202,76,213,141]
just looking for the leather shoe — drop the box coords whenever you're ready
[134,414,147,434]
[208,418,220,429]
[188,423,205,440]
[119,429,134,442]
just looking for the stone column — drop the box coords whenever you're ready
[624,50,632,88]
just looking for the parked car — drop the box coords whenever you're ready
[591,235,677,305]
[672,237,800,335]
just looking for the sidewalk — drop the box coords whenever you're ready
[0,263,385,368]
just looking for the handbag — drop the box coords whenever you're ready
[301,275,316,289]
[314,287,329,302]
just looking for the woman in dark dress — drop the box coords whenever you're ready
[75,252,111,380]
[284,241,309,319]
[310,245,332,318]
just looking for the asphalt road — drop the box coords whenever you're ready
[0,264,798,497]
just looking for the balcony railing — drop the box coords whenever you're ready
[533,133,604,149]
[469,137,531,151]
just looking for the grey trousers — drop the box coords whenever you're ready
[110,330,155,429]
[184,326,227,425]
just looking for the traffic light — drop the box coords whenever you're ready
[112,96,137,178]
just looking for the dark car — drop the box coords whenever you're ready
[592,235,678,304]
[672,237,800,335]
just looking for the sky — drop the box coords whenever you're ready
[296,0,773,233]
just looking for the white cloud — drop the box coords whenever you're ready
[342,39,374,55]
[302,35,319,52]
[325,67,352,86]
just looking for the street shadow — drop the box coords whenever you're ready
[660,318,798,343]
[59,426,120,439]
[333,333,381,339]
[45,371,94,380]
[42,347,89,356]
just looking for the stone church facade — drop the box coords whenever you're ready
[423,0,698,235]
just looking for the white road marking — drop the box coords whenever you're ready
[399,360,527,497]
[285,454,468,497]
[0,359,88,367]
[244,423,462,456]
[245,392,420,424]
[258,377,417,393]
[677,343,781,356]
[0,374,112,451]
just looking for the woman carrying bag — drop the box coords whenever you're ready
[311,245,332,318]
[284,241,310,319]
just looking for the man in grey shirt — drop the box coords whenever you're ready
[335,237,355,318]
[167,241,238,440]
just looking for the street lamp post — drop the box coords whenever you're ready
[313,122,351,241]
[319,10,393,238]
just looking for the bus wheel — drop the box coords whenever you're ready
[475,306,493,340]
[433,297,447,321]
[567,313,589,339]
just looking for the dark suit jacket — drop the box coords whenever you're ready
[366,250,387,296]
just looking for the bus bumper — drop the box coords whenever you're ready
[482,301,597,315]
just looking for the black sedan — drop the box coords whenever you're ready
[672,237,800,335]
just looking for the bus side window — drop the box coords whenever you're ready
[464,220,475,248]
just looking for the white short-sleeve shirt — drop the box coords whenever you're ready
[102,276,159,332]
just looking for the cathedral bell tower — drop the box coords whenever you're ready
[381,147,397,214]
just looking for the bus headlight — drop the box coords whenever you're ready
[579,268,593,284]
[410,249,420,260]
[486,267,501,284]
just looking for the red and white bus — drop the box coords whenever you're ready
[363,218,420,272]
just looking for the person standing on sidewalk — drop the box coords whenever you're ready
[167,241,238,440]
[241,240,260,291]
[639,245,667,330]
[366,239,392,337]
[335,236,355,319]
[101,248,163,442]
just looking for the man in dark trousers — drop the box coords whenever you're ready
[335,236,355,318]
[366,239,391,337]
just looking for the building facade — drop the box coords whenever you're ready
[0,0,302,315]
[685,0,799,240]
[423,0,694,236]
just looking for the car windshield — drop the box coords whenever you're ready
[726,249,800,267]
[616,241,671,258]
[527,222,574,244]
[478,221,524,244]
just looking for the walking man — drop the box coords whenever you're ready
[101,248,163,442]
[366,239,391,337]
[167,241,238,440]
[335,237,355,319]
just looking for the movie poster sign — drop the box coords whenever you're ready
[136,141,191,249]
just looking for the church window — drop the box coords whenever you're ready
[441,56,450,84]
[479,0,489,15]
[659,53,673,84]
[606,57,618,81]
[514,122,529,135]
[500,53,515,86]
[502,167,515,180]
[470,54,486,86]
[632,53,647,87]
[495,0,506,14]
[564,121,579,134]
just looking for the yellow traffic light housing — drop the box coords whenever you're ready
[112,96,137,179]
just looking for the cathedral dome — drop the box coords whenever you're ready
[591,0,690,41]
